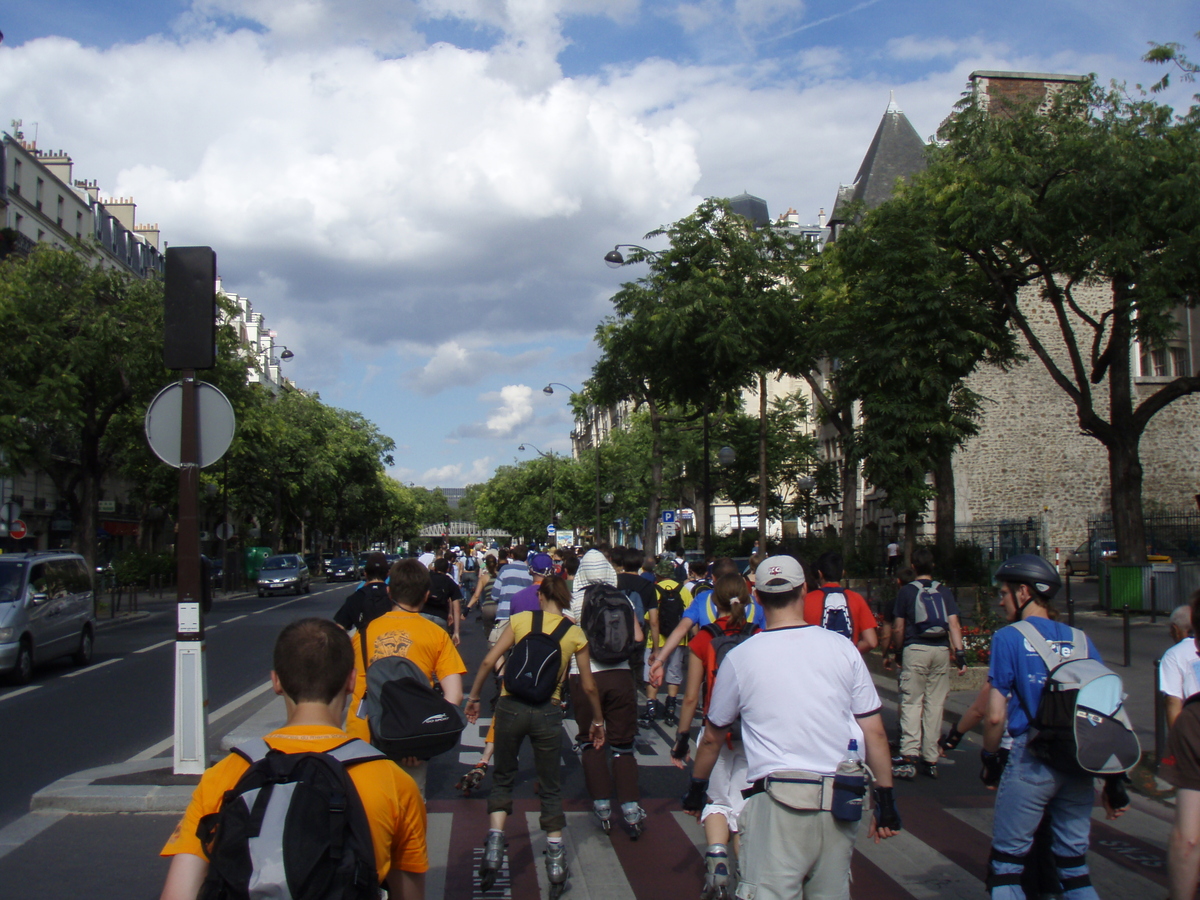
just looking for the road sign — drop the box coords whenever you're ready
[145,381,236,468]
[547,524,557,535]
[215,522,235,541]
[662,510,676,523]
[662,522,677,537]
[679,508,694,521]
[2,502,20,523]
[9,519,27,540]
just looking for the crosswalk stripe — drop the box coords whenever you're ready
[526,811,637,900]
[426,812,453,900]
[854,822,984,898]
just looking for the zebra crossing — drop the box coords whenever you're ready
[416,789,1173,899]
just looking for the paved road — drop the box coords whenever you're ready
[0,579,1183,898]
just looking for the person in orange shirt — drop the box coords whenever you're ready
[802,551,879,653]
[159,618,427,900]
[348,558,467,797]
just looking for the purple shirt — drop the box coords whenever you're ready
[509,583,542,616]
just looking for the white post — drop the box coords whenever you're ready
[173,601,208,774]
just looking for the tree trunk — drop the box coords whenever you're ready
[902,509,919,565]
[840,457,858,565]
[933,449,955,572]
[643,400,664,557]
[1106,293,1148,565]
[758,372,769,548]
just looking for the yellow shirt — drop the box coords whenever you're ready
[502,609,587,701]
[348,608,467,741]
[649,579,693,648]
[161,725,428,879]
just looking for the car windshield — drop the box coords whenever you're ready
[261,556,297,571]
[0,563,26,603]
[331,558,353,566]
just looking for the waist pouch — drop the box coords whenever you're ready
[745,770,874,818]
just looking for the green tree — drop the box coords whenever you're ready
[922,77,1200,563]
[0,248,169,566]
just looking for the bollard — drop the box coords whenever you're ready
[1150,574,1158,623]
[1155,657,1166,767]
[1123,604,1131,668]
[1066,572,1074,627]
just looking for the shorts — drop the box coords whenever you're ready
[1164,700,1200,790]
[645,645,685,686]
[701,739,749,831]
[488,618,510,646]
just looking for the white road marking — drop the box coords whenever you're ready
[0,685,42,703]
[127,680,275,762]
[134,639,174,654]
[0,811,67,862]
[854,823,982,899]
[529,811,637,900]
[63,658,121,678]
[223,614,246,623]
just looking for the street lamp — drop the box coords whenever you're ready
[279,346,295,361]
[518,443,557,546]
[797,475,817,538]
[603,244,665,268]
[543,383,603,545]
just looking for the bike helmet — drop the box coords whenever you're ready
[994,554,1061,601]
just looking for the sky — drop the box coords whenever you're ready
[1,1,1196,489]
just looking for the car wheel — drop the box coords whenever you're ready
[10,640,33,685]
[304,581,311,594]
[258,590,265,598]
[73,627,94,666]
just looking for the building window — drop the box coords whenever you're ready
[36,177,44,211]
[12,159,21,194]
[56,196,64,228]
[75,211,83,239]
[37,229,44,242]
[1172,346,1191,377]
[14,213,23,232]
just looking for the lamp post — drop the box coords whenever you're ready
[797,475,817,538]
[543,383,603,545]
[603,244,665,268]
[518,443,556,546]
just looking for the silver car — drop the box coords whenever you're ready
[0,552,96,684]
[257,554,311,597]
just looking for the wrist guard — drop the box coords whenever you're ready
[938,726,964,753]
[872,787,901,831]
[1104,773,1131,810]
[672,732,690,760]
[980,749,1004,787]
[954,649,967,668]
[682,778,709,813]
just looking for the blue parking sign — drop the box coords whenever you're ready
[662,510,676,523]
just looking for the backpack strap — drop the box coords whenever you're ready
[701,622,722,639]
[231,738,271,765]
[548,617,573,643]
[325,738,389,766]
[1012,620,1081,674]
[532,609,545,634]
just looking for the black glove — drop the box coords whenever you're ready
[938,726,964,753]
[980,749,1004,787]
[672,732,690,761]
[872,787,901,831]
[682,778,709,813]
[1104,774,1131,810]
[954,649,967,669]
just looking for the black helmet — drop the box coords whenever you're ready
[994,554,1061,600]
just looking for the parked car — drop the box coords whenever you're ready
[0,551,96,684]
[256,555,311,597]
[325,556,359,582]
[1062,539,1116,576]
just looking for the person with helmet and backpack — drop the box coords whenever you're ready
[803,551,879,652]
[890,547,967,779]
[672,573,760,900]
[160,618,427,900]
[569,545,647,838]
[465,575,604,897]
[983,554,1133,900]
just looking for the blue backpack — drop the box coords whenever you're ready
[819,586,854,640]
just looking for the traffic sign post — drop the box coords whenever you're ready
[9,519,27,541]
[547,524,557,535]
[662,510,676,523]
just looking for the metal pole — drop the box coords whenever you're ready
[1155,657,1166,766]
[1123,604,1131,668]
[1150,571,1158,623]
[594,410,601,544]
[1066,571,1074,627]
[221,456,229,592]
[702,409,712,556]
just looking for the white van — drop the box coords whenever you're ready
[0,551,96,684]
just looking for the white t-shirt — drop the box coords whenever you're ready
[707,625,882,782]
[886,542,899,559]
[417,552,435,569]
[1160,636,1200,700]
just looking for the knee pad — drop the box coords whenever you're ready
[612,742,636,758]
[986,849,1027,890]
[576,740,596,754]
[1053,854,1091,892]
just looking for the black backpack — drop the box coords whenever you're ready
[581,582,639,664]
[196,739,385,900]
[504,611,573,704]
[352,583,393,634]
[656,582,686,639]
[702,620,760,739]
[359,630,466,761]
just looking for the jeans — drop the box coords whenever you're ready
[990,732,1098,900]
[898,643,951,763]
[488,695,567,832]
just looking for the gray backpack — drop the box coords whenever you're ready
[910,580,949,639]
[1013,620,1140,776]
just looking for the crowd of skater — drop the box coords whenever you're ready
[157,536,1200,900]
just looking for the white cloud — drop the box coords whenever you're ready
[484,384,535,435]
[404,341,552,395]
[418,456,494,486]
[885,34,995,62]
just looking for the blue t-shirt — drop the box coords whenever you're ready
[988,616,1101,737]
[682,588,766,628]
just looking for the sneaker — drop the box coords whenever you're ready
[479,830,506,893]
[918,759,938,779]
[892,756,917,780]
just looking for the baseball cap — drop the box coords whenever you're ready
[528,553,555,576]
[755,555,806,593]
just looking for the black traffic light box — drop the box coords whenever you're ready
[164,246,216,369]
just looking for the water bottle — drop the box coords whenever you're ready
[832,739,867,822]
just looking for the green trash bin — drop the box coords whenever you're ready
[1108,565,1148,611]
[244,546,272,582]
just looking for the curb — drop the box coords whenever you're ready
[29,759,197,814]
[95,611,155,631]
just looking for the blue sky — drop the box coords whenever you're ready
[1,1,1196,488]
